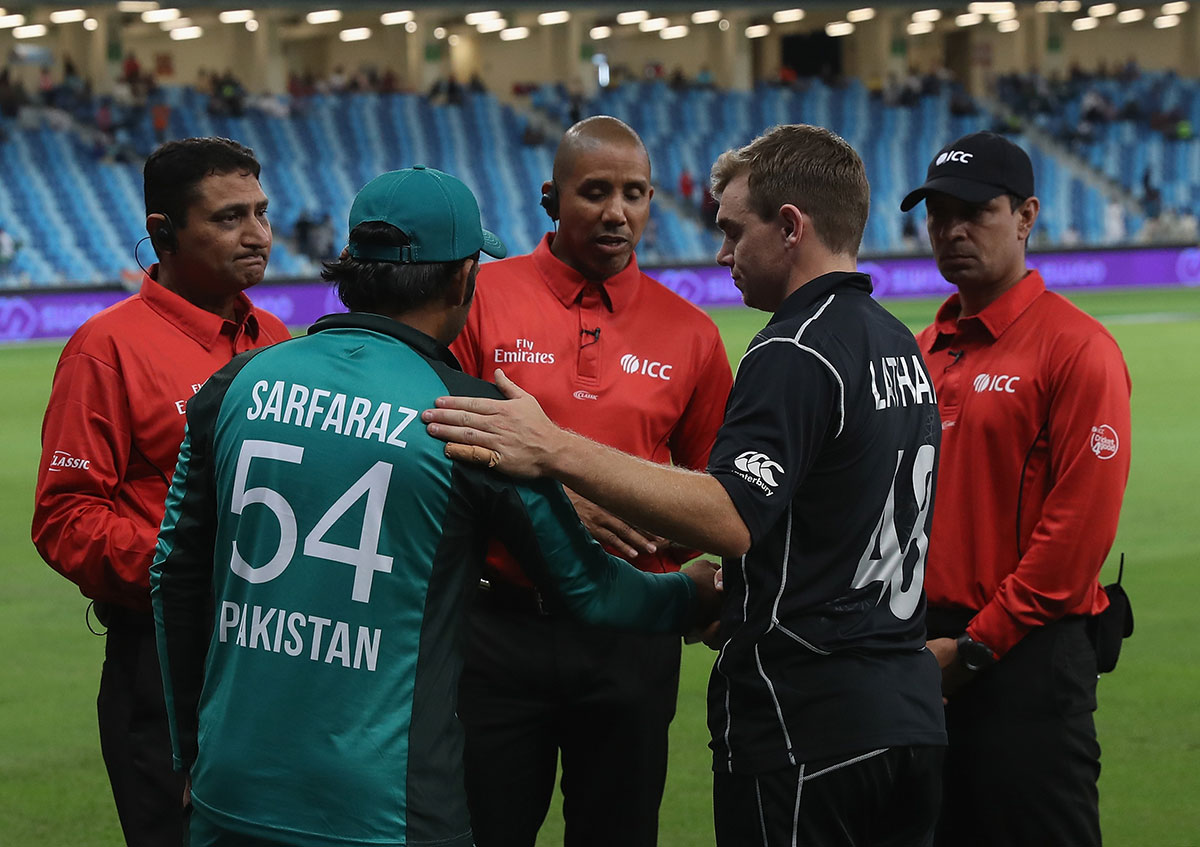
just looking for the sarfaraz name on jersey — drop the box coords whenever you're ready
[245,379,418,447]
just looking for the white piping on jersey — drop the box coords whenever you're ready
[717,550,749,770]
[773,624,832,655]
[803,747,889,780]
[756,779,769,845]
[768,507,793,626]
[791,763,805,847]
[789,749,888,845]
[755,643,797,766]
[740,294,847,438]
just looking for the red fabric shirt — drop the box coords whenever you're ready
[451,234,733,584]
[916,270,1131,657]
[32,271,291,611]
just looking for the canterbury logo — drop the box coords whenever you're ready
[620,353,673,381]
[734,451,784,488]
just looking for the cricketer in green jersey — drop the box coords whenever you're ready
[151,166,722,847]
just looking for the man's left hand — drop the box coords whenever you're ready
[927,636,973,700]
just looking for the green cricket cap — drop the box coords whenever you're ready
[347,165,506,263]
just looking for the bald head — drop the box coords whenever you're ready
[553,116,650,183]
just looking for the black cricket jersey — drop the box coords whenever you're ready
[151,313,698,847]
[707,272,947,774]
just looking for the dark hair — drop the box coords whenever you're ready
[143,137,261,229]
[322,221,476,314]
[711,124,869,256]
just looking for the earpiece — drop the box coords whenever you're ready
[540,181,560,222]
[152,214,178,254]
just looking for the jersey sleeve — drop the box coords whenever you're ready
[708,337,837,546]
[476,470,699,632]
[969,332,1132,656]
[31,346,157,608]
[668,326,733,472]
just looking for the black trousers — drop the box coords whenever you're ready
[97,606,187,847]
[458,598,682,847]
[713,746,944,847]
[928,612,1101,847]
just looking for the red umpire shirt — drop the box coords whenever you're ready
[917,270,1131,658]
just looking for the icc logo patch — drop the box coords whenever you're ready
[1090,424,1119,460]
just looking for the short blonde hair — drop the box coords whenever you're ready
[711,124,870,256]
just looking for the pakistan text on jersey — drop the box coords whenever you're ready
[245,380,418,447]
[218,601,382,672]
[869,355,938,410]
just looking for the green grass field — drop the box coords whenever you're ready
[2,287,1198,846]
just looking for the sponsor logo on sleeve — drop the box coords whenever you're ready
[48,450,91,472]
[1090,424,1119,460]
[733,450,783,495]
[620,353,673,381]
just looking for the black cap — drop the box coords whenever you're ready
[900,131,1035,212]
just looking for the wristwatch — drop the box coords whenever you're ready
[955,633,997,672]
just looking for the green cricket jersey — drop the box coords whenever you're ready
[151,313,699,847]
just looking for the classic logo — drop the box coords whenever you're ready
[936,150,974,166]
[620,353,673,381]
[733,451,784,493]
[0,296,38,341]
[973,373,1021,393]
[573,390,598,401]
[1090,424,1119,460]
[48,450,91,472]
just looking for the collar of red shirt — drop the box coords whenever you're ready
[139,265,262,351]
[928,269,1045,351]
[530,233,643,313]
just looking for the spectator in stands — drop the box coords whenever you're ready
[31,136,290,847]
[311,213,336,260]
[0,225,17,268]
[1143,169,1163,219]
[122,52,140,83]
[294,211,314,258]
[151,96,171,143]
[447,115,733,847]
[679,167,695,203]
[469,72,488,94]
[669,66,688,91]
[696,65,714,88]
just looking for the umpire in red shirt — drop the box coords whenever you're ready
[449,116,732,846]
[32,138,290,846]
[901,131,1132,846]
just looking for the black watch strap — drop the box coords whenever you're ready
[956,633,996,672]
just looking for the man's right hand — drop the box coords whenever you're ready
[681,559,723,642]
[565,487,664,561]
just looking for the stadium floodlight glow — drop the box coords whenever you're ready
[161,17,194,30]
[989,9,1018,20]
[142,8,181,23]
[83,16,98,29]
[998,17,1021,29]
[219,9,254,23]
[475,17,507,32]
[448,32,460,45]
[117,1,159,11]
[719,17,731,29]
[168,24,203,39]
[1117,8,1146,20]
[772,9,806,23]
[1071,15,1099,27]
[968,1,1015,12]
[616,10,649,25]
[404,20,416,32]
[660,24,689,38]
[589,24,612,38]
[339,26,371,41]
[537,11,570,25]
[380,10,415,25]
[956,11,984,24]
[433,26,446,38]
[49,9,87,23]
[1060,0,1082,10]
[1153,11,1181,23]
[691,10,721,23]
[906,19,934,32]
[745,23,771,37]
[638,16,669,31]
[0,13,27,27]
[245,18,258,30]
[305,10,343,25]
[846,7,876,21]
[13,23,47,37]
[825,19,855,34]
[500,25,530,39]
[463,10,500,25]
[1088,3,1118,16]
[1161,0,1189,12]
[1035,0,1059,10]
[912,9,943,21]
